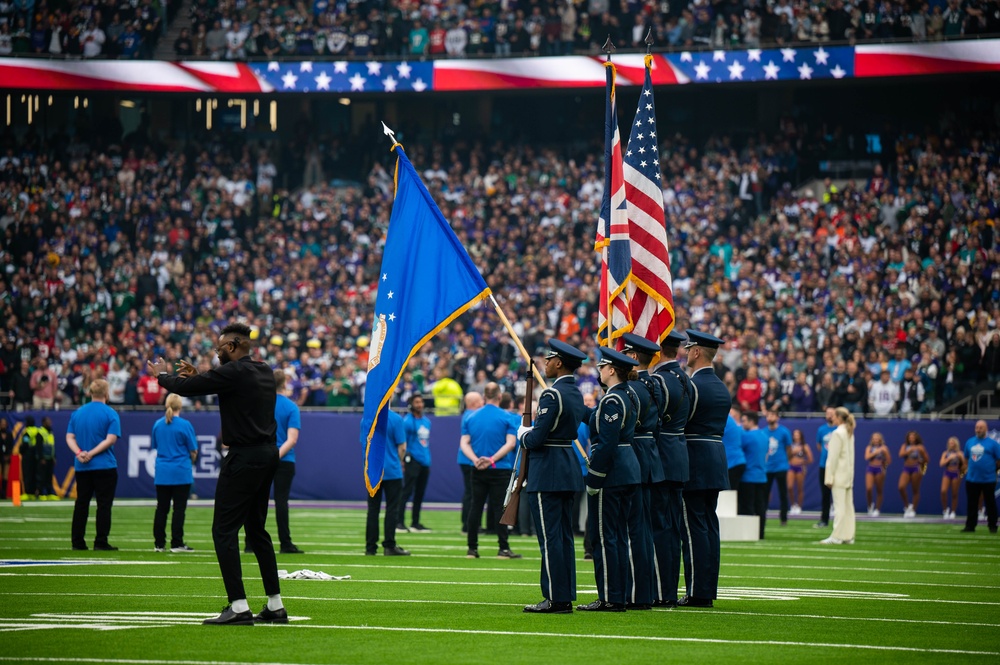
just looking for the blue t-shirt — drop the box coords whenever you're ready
[575,419,591,477]
[275,394,302,464]
[404,414,432,467]
[384,410,406,481]
[461,404,517,470]
[723,414,745,468]
[151,415,197,486]
[68,401,122,471]
[741,428,768,483]
[964,436,1000,484]
[817,423,836,467]
[765,424,792,473]
[457,408,480,466]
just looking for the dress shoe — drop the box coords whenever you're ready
[384,546,411,556]
[254,605,289,624]
[93,543,118,551]
[203,605,254,626]
[72,544,88,551]
[960,527,975,533]
[577,600,626,612]
[365,549,377,556]
[466,548,480,558]
[991,527,999,534]
[244,546,254,554]
[583,552,593,560]
[626,602,652,610]
[676,596,713,608]
[497,549,522,559]
[652,599,678,608]
[523,599,572,614]
[280,544,304,554]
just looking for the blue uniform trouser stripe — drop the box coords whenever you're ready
[588,485,632,605]
[528,491,577,603]
[650,480,683,602]
[680,488,721,600]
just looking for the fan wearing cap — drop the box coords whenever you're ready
[649,329,693,607]
[619,333,666,610]
[577,347,641,613]
[678,329,732,609]
[521,340,588,615]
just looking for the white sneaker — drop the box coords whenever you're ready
[819,537,843,545]
[844,538,855,544]
[904,505,915,518]
[979,509,987,520]
[948,510,956,520]
[872,509,880,517]
[867,504,875,516]
[943,510,950,519]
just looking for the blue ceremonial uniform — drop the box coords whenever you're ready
[586,382,640,606]
[650,358,691,604]
[522,374,587,603]
[682,364,732,602]
[624,370,663,606]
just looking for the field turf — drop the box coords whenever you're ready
[1,500,998,664]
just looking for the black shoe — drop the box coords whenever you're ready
[960,527,976,533]
[466,548,480,558]
[365,549,377,556]
[410,524,432,533]
[170,544,195,553]
[280,544,305,554]
[583,552,593,560]
[676,596,713,608]
[990,527,998,534]
[627,602,652,610]
[497,549,522,559]
[203,605,254,625]
[244,546,254,554]
[254,605,289,624]
[652,599,678,608]
[384,546,411,556]
[523,599,572,614]
[72,544,88,551]
[577,600,626,612]
[93,543,118,551]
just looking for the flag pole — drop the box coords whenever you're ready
[603,37,616,349]
[488,294,547,388]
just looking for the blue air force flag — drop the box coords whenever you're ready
[360,145,491,495]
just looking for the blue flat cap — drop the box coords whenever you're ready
[684,329,724,349]
[544,339,587,367]
[621,333,660,356]
[595,346,639,369]
[661,329,688,347]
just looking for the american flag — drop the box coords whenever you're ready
[623,58,674,346]
[595,62,633,347]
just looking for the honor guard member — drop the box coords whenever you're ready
[578,347,641,613]
[521,340,588,615]
[650,329,691,607]
[679,329,731,608]
[620,333,665,610]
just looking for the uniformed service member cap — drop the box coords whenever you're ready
[684,329,724,349]
[621,333,660,356]
[544,339,587,368]
[595,346,639,370]
[662,329,688,348]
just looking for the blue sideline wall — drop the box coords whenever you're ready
[8,411,998,516]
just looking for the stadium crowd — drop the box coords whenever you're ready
[1,0,998,59]
[0,110,998,414]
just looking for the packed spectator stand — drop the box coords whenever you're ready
[1,0,998,60]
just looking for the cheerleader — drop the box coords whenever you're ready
[863,432,891,516]
[939,437,966,520]
[786,429,814,515]
[897,431,929,518]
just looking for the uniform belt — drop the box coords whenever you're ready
[543,441,573,447]
[635,433,655,439]
[617,443,632,447]
[686,436,723,444]
[661,430,685,436]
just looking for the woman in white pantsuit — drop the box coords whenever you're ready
[821,407,856,544]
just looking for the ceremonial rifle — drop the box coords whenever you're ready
[500,360,534,526]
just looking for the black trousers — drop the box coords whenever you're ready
[728,464,745,497]
[72,468,118,548]
[460,464,473,528]
[626,482,655,605]
[273,461,295,548]
[965,481,998,531]
[36,458,54,496]
[21,448,37,496]
[680,489,721,600]
[738,481,768,539]
[818,467,832,522]
[212,445,280,603]
[589,485,634,605]
[367,478,403,552]
[467,468,510,551]
[650,480,683,602]
[766,470,789,522]
[154,484,191,548]
[400,460,430,527]
[528,490,577,603]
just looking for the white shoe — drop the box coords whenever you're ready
[979,509,987,520]
[867,504,874,516]
[844,538,855,544]
[948,510,956,520]
[872,509,880,517]
[904,506,915,518]
[943,510,950,519]
[819,537,843,545]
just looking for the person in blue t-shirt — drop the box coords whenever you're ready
[460,383,521,559]
[458,392,484,532]
[814,407,837,528]
[271,370,304,554]
[961,420,1000,533]
[723,408,746,494]
[400,395,432,532]
[66,379,122,551]
[365,408,410,556]
[764,408,792,525]
[151,394,198,552]
[738,412,769,539]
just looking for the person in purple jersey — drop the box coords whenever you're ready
[863,432,891,517]
[898,431,929,518]
[939,437,966,520]
[787,428,814,516]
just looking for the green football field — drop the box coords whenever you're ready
[1,500,998,664]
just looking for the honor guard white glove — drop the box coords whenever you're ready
[517,425,533,441]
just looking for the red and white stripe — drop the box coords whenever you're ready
[855,41,1000,78]
[0,61,273,93]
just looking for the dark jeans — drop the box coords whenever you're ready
[273,460,295,548]
[72,468,118,548]
[818,467,831,522]
[367,478,403,552]
[965,481,998,531]
[766,470,789,522]
[738,481,768,539]
[21,448,36,496]
[400,460,430,527]
[36,458,54,496]
[212,445,280,603]
[728,464,745,498]
[460,464,472,528]
[154,484,191,548]
[467,467,510,551]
